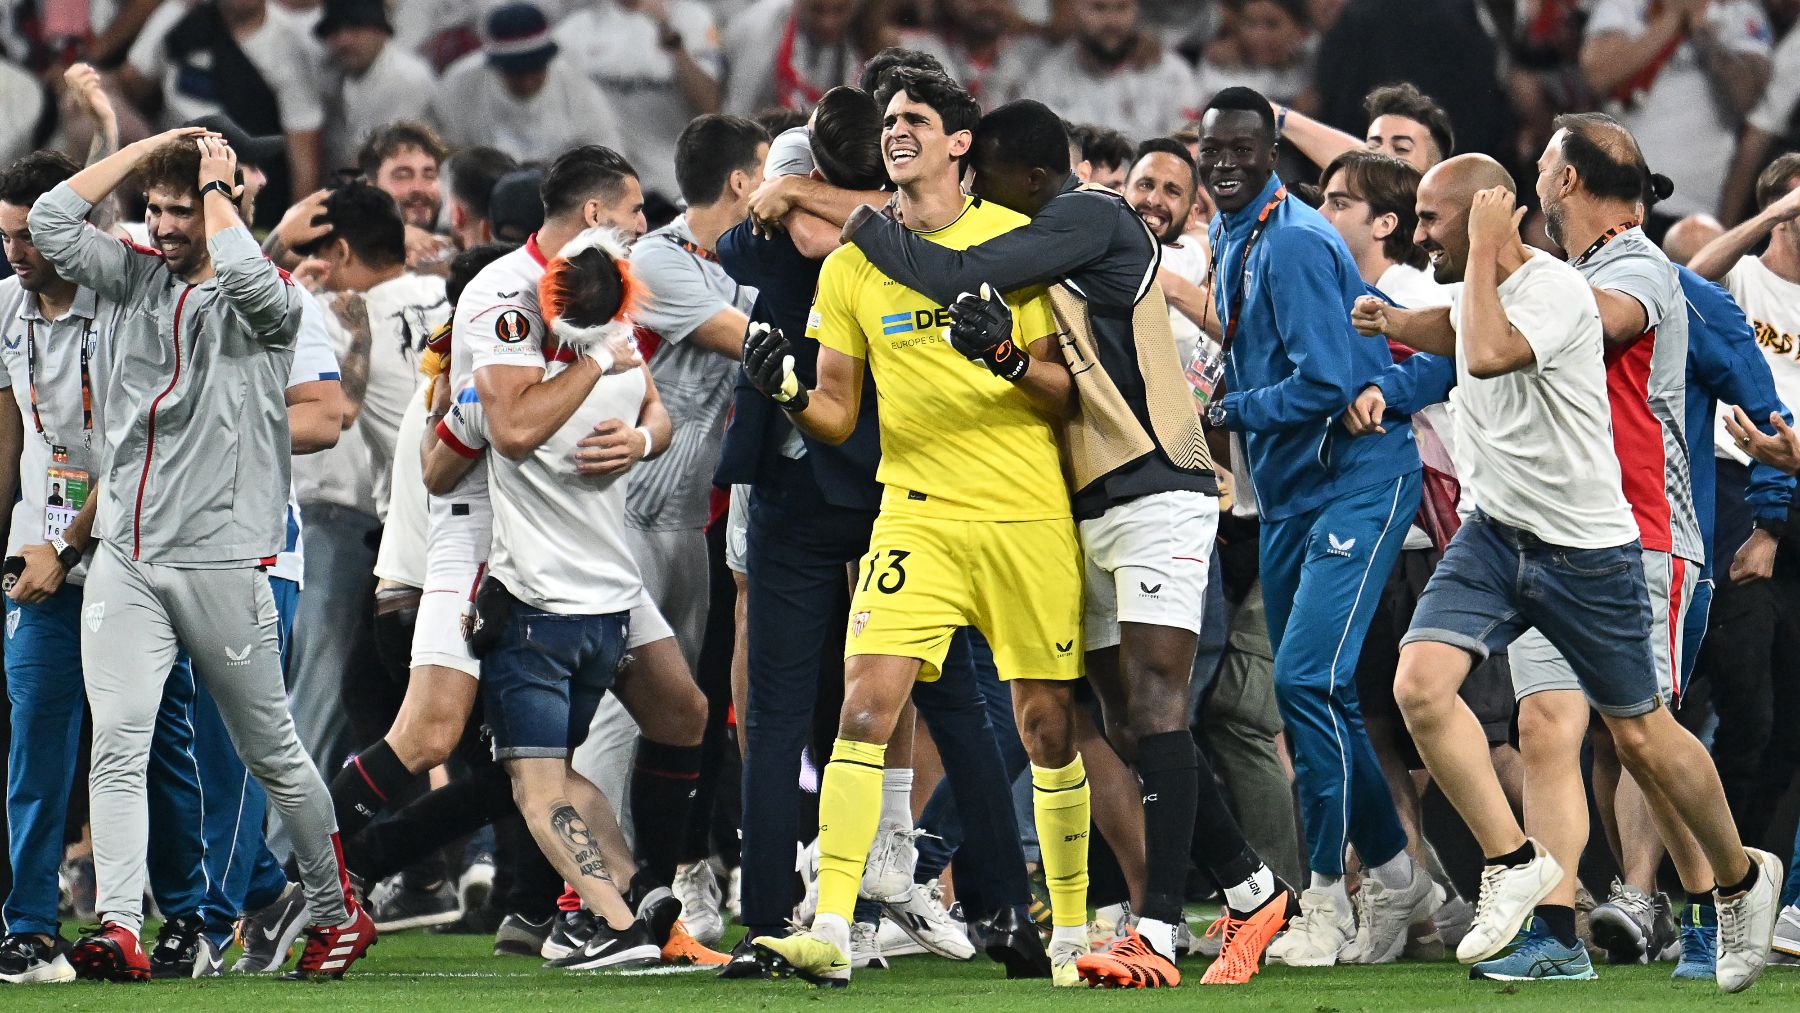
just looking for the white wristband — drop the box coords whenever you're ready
[636,425,656,457]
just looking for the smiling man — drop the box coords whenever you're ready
[1197,86,1431,969]
[742,71,1091,989]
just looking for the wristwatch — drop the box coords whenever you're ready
[50,535,81,570]
[1754,515,1789,540]
[198,179,235,203]
[1206,399,1229,430]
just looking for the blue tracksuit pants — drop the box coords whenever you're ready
[1260,472,1419,876]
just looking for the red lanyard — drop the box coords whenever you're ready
[1208,186,1288,351]
[1571,220,1640,268]
[772,15,831,110]
[24,318,93,449]
[672,236,718,262]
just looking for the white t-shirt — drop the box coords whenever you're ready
[292,286,376,517]
[274,291,347,585]
[1013,43,1195,142]
[373,388,429,588]
[1714,256,1800,465]
[429,52,626,164]
[323,42,437,172]
[1585,0,1772,218]
[1748,24,1800,139]
[1159,236,1210,368]
[128,0,325,131]
[555,0,722,199]
[721,0,858,116]
[1446,248,1638,548]
[347,272,450,518]
[462,242,647,614]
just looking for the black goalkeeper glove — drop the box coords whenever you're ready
[946,283,1028,382]
[742,322,809,412]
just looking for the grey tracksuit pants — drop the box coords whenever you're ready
[81,539,349,932]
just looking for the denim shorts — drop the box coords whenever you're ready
[1399,511,1659,718]
[481,596,631,761]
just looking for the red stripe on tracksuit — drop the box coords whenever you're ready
[1603,330,1674,554]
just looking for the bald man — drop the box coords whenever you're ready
[1350,154,1780,989]
[1663,214,1725,266]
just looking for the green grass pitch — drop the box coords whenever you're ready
[7,927,1800,1011]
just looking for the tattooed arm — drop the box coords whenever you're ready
[323,290,373,425]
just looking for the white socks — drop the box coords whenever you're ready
[881,768,914,831]
[814,912,851,954]
[1136,916,1180,961]
[1370,851,1416,890]
[1310,870,1350,908]
[1222,863,1278,912]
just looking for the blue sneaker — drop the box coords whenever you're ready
[1470,919,1597,981]
[1671,904,1717,980]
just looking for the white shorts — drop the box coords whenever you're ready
[627,589,675,651]
[412,490,494,677]
[725,485,750,575]
[1510,549,1698,705]
[1079,490,1220,651]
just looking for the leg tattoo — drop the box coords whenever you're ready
[550,801,613,884]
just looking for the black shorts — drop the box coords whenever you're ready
[1355,547,1515,769]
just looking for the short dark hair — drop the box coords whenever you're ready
[137,139,219,200]
[1363,82,1454,159]
[1552,112,1651,204]
[1079,125,1133,174]
[1202,86,1277,141]
[0,150,78,207]
[1756,153,1800,212]
[447,146,518,222]
[1320,149,1426,270]
[447,243,513,307]
[540,145,637,219]
[975,100,1070,177]
[875,68,980,141]
[755,107,809,137]
[810,86,887,191]
[859,46,948,96]
[674,114,770,206]
[310,180,405,268]
[357,121,448,178]
[1134,137,1197,189]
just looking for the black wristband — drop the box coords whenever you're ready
[199,179,235,203]
[1754,515,1788,539]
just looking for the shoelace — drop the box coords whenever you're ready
[1718,895,1752,952]
[1473,866,1505,928]
[1682,924,1716,961]
[1204,916,1258,978]
[1606,879,1655,920]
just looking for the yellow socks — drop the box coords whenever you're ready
[1032,754,1091,928]
[815,738,886,923]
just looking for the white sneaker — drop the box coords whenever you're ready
[880,880,975,960]
[672,861,725,946]
[1772,904,1800,958]
[1087,901,1132,952]
[794,839,821,926]
[861,826,924,903]
[1456,842,1563,964]
[850,921,887,970]
[876,918,928,957]
[459,853,496,915]
[1717,848,1783,993]
[1267,888,1355,967]
[1357,864,1444,964]
[727,865,742,920]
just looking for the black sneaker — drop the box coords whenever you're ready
[717,934,774,979]
[370,877,462,933]
[634,887,682,947]
[493,914,553,957]
[0,933,75,984]
[149,914,206,979]
[232,881,309,973]
[543,918,662,970]
[540,910,597,960]
[977,906,1051,979]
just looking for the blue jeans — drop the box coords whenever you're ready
[1403,511,1658,718]
[3,584,197,938]
[481,598,629,761]
[1261,472,1418,876]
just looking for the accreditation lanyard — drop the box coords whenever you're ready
[1571,220,1640,269]
[1209,186,1288,353]
[24,319,93,449]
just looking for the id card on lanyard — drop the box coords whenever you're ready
[1186,187,1287,414]
[25,319,95,540]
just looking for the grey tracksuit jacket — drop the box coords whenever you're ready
[29,182,300,565]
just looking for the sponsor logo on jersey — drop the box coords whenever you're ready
[880,308,955,336]
[1326,533,1356,557]
[1139,582,1162,596]
[1055,639,1074,655]
[226,644,253,667]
